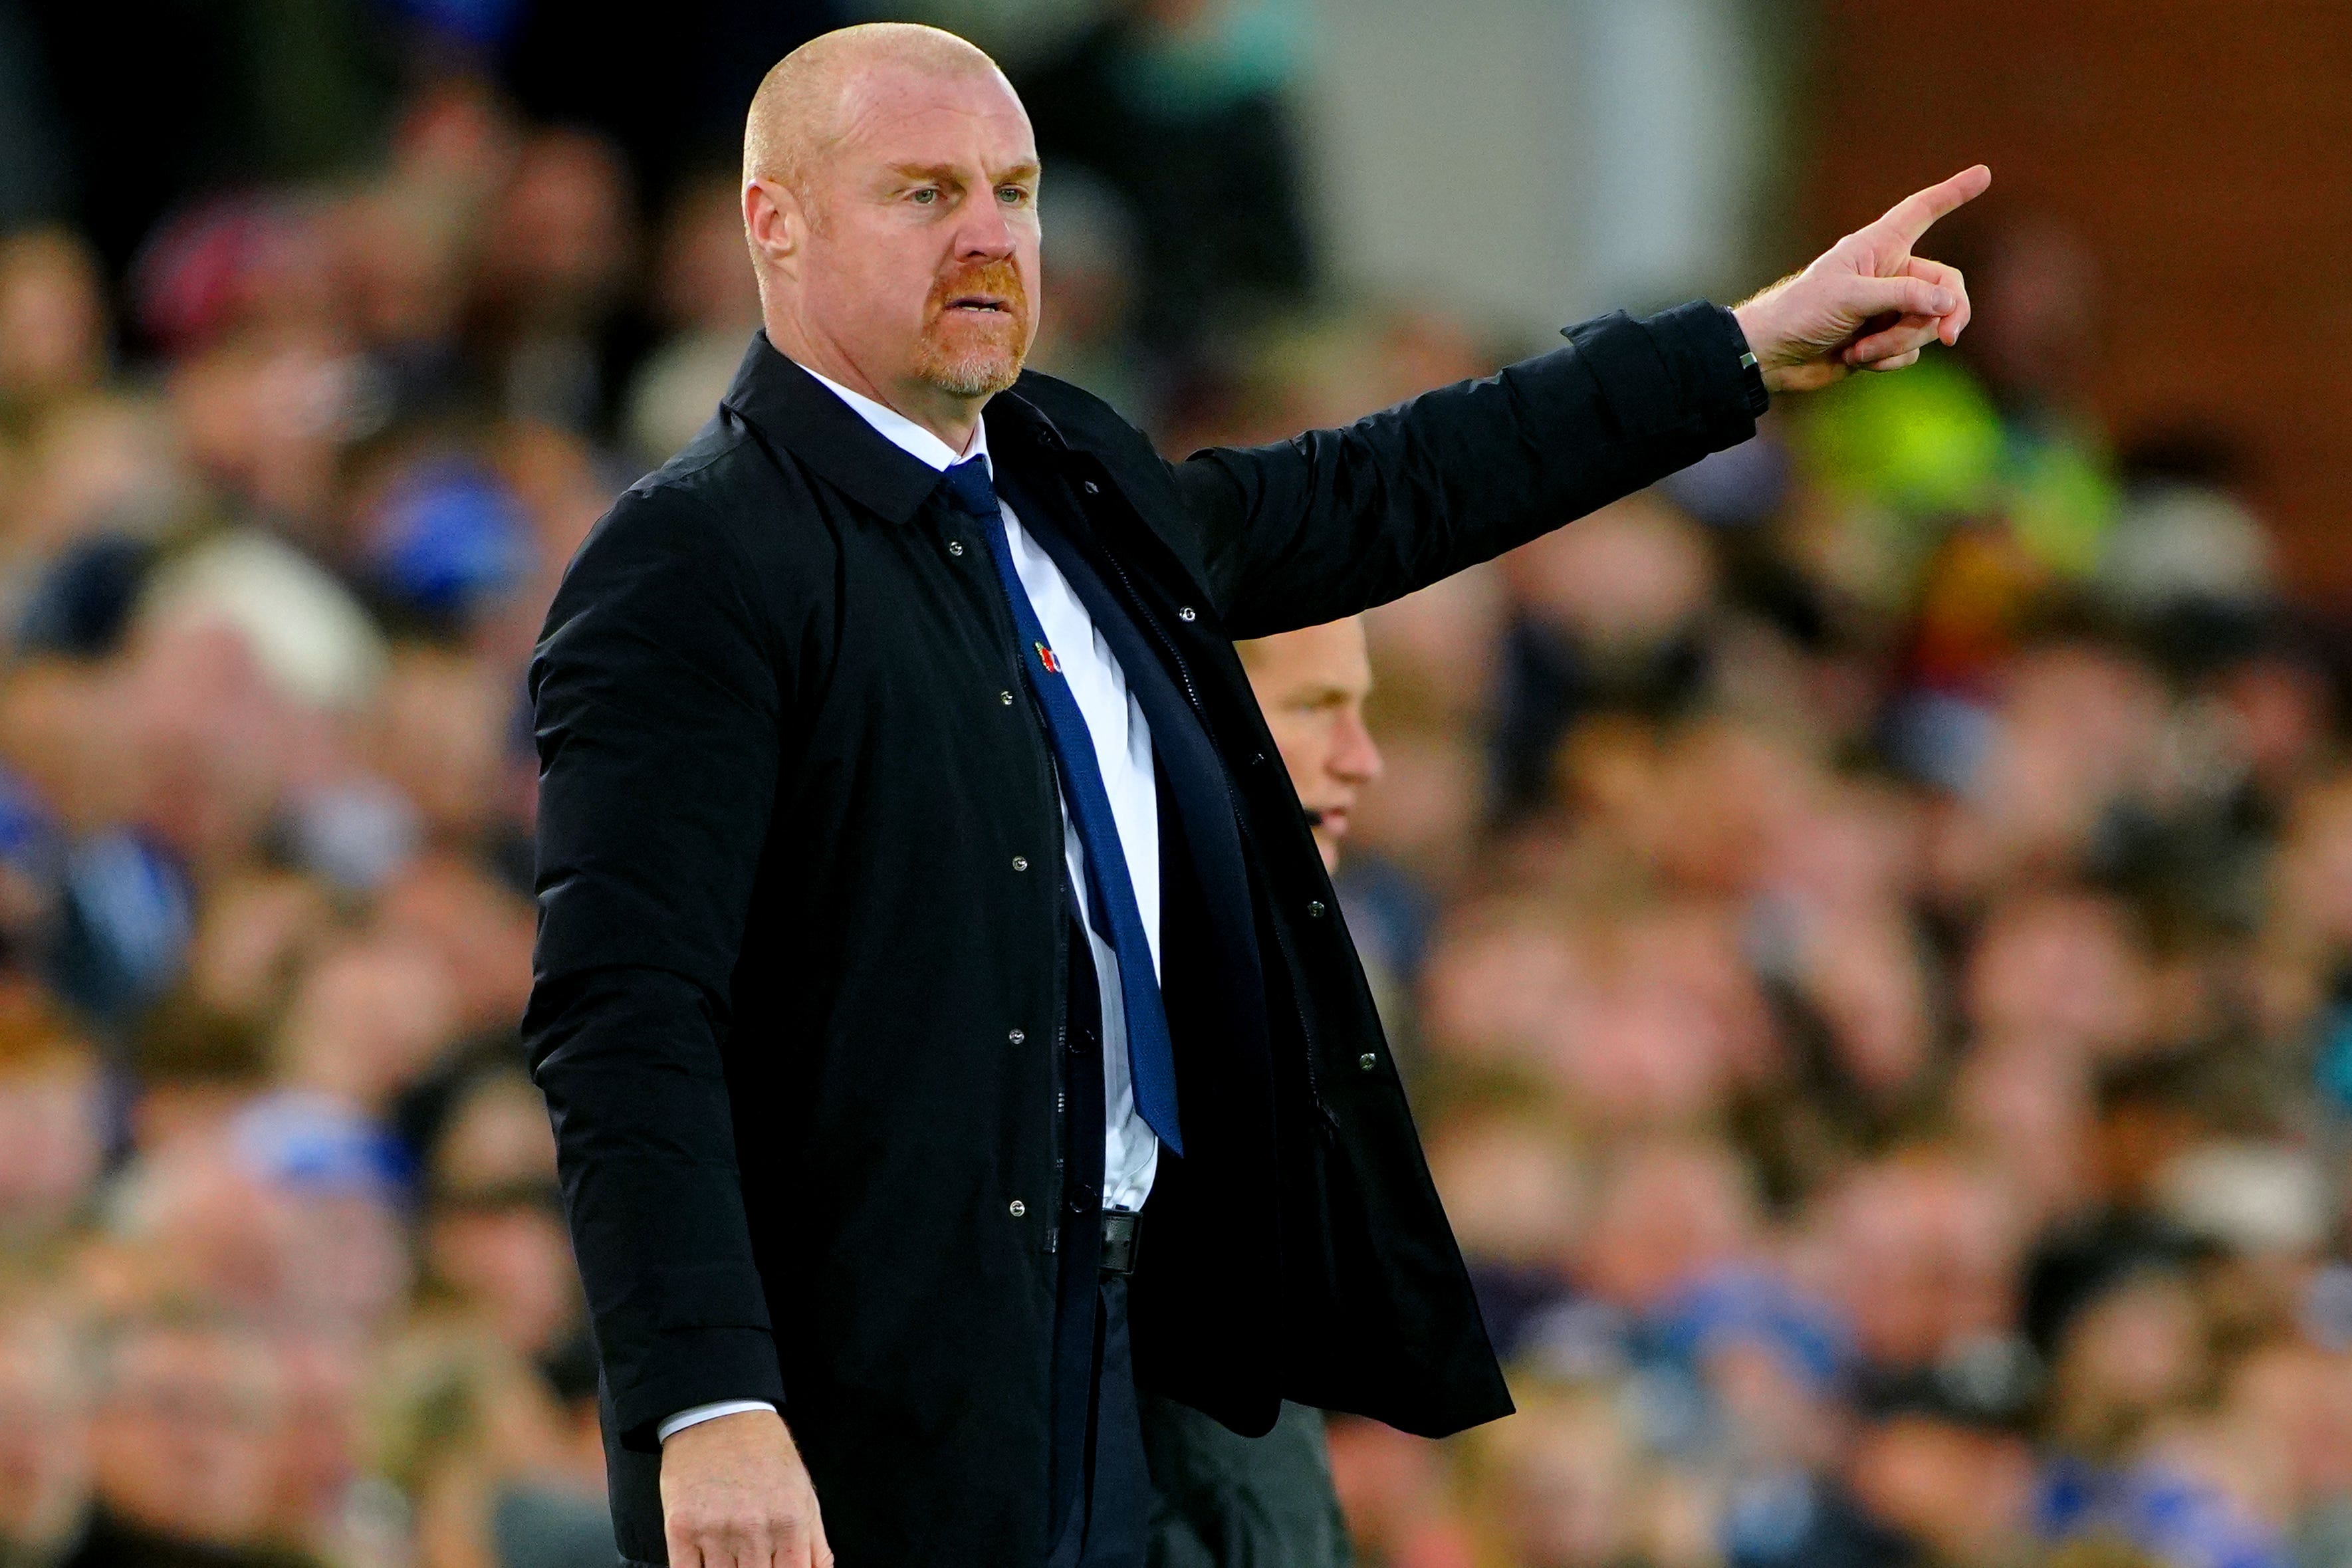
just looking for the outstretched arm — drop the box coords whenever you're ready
[1176,302,1766,638]
[1170,167,1989,639]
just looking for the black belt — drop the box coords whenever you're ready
[1100,1210,1141,1276]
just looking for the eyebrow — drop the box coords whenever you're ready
[886,161,1040,185]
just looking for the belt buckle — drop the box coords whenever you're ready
[1099,1210,1140,1276]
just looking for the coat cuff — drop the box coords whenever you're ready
[1703,303,1773,419]
[611,1326,788,1452]
[1560,300,1764,461]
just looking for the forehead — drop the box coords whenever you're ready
[1251,620,1372,692]
[830,62,1036,173]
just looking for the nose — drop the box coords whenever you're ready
[1330,707,1381,786]
[955,191,1016,262]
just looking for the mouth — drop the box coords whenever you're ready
[1306,806,1349,840]
[943,294,1012,316]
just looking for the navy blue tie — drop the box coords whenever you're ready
[941,457,1183,1157]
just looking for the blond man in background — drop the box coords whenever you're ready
[1137,616,1378,1567]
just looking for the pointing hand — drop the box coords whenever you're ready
[1732,164,1992,395]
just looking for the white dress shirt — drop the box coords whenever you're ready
[659,367,1163,1444]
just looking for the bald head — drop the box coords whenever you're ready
[744,23,1006,203]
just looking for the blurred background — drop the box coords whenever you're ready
[1,3,2350,1567]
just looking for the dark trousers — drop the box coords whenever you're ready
[1046,1269,1151,1568]
[1048,901,1149,1568]
[1139,1398,1352,1567]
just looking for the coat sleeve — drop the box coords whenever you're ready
[1170,302,1766,638]
[522,479,788,1452]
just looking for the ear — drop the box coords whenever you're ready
[744,177,808,280]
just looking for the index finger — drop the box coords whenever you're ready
[1873,164,1992,246]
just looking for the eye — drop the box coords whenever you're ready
[997,185,1031,206]
[909,187,939,206]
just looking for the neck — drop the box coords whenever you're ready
[763,308,985,455]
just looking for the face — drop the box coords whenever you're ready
[483,130,634,312]
[1425,1115,1585,1272]
[92,1326,283,1545]
[428,1202,579,1357]
[753,62,1042,417]
[1488,1399,1639,1568]
[0,232,106,403]
[278,933,461,1113]
[1823,1163,2018,1370]
[1579,1142,1753,1313]
[2049,1273,2206,1448]
[1240,619,1381,871]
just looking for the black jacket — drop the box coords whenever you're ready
[523,305,1764,1566]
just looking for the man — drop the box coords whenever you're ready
[1139,617,1377,1567]
[1235,622,1381,878]
[523,21,1984,1568]
[65,1311,302,1568]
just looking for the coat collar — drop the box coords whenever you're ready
[716,329,1074,525]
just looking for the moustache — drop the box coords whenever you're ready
[925,259,1029,322]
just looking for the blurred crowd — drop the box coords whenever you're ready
[0,6,2347,1568]
[1326,227,2352,1568]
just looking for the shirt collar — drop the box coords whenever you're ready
[799,364,992,479]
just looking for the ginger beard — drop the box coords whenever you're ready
[913,256,1032,398]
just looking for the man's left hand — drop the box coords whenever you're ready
[1732,164,1992,395]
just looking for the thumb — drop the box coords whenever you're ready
[1843,274,1957,323]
